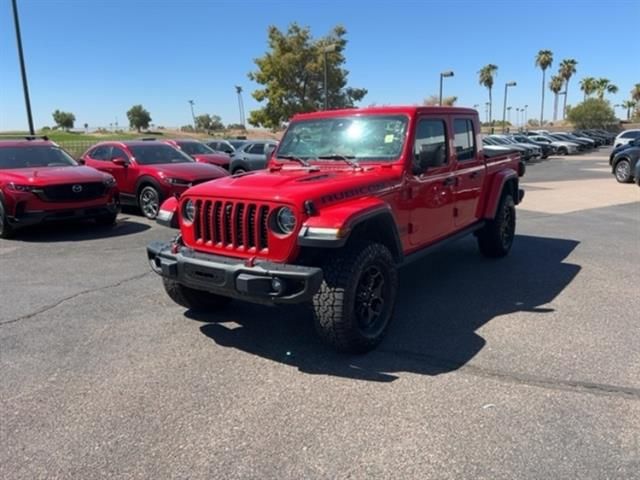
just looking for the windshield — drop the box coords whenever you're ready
[489,137,510,145]
[277,115,408,162]
[228,140,246,149]
[178,141,215,155]
[0,145,78,169]
[129,145,193,165]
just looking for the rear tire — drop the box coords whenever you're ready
[162,278,232,311]
[477,193,516,258]
[0,200,14,239]
[614,159,632,183]
[312,242,398,353]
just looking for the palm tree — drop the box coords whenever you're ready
[630,83,640,103]
[558,58,577,119]
[535,50,553,125]
[580,77,597,100]
[622,100,637,120]
[549,75,564,121]
[478,64,498,125]
[595,78,618,100]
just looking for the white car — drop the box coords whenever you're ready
[528,135,580,155]
[614,129,640,148]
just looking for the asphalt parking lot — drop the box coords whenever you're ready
[1,149,639,479]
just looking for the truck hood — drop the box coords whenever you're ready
[192,153,230,167]
[185,165,401,208]
[153,162,229,181]
[0,165,112,186]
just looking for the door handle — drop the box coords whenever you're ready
[442,177,457,186]
[469,171,480,179]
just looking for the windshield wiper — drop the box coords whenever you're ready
[316,154,359,168]
[277,155,311,167]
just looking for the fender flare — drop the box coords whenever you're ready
[156,196,179,229]
[482,169,519,219]
[298,202,403,261]
[135,176,164,201]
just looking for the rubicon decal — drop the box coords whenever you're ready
[319,181,394,205]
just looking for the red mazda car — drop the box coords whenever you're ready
[163,139,230,170]
[0,138,119,238]
[81,141,229,219]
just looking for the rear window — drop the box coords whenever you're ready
[128,145,193,165]
[0,146,77,169]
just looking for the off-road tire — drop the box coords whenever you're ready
[477,193,516,258]
[614,159,632,183]
[95,212,118,226]
[0,200,14,239]
[162,278,232,311]
[312,242,398,353]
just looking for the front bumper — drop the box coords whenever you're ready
[147,241,323,305]
[8,203,119,229]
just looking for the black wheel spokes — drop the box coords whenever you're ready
[356,266,386,332]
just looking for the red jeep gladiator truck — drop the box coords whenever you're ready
[147,106,524,352]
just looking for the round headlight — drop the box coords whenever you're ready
[182,199,196,223]
[275,207,296,234]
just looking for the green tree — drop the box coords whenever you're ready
[558,58,577,119]
[579,77,597,100]
[52,110,76,130]
[566,98,616,128]
[621,100,637,120]
[594,78,618,100]
[247,23,367,129]
[549,75,564,122]
[478,64,498,125]
[631,83,640,102]
[195,114,212,132]
[126,105,152,132]
[424,95,457,106]
[535,49,554,125]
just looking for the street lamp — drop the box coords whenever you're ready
[439,70,454,106]
[188,100,196,131]
[235,85,245,128]
[507,106,512,126]
[516,108,521,128]
[323,44,337,110]
[11,0,35,135]
[524,105,528,129]
[502,81,516,133]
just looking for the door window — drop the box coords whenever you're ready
[111,147,128,160]
[413,118,448,173]
[248,143,265,154]
[90,145,112,160]
[453,119,476,161]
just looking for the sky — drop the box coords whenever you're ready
[0,0,638,131]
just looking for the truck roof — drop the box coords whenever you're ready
[291,105,477,121]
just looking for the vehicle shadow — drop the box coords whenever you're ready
[6,215,151,243]
[191,234,581,382]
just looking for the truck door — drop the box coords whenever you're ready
[408,117,455,246]
[452,118,485,227]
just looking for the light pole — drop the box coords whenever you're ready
[507,106,512,127]
[524,104,528,129]
[439,70,454,106]
[235,85,245,128]
[323,44,337,110]
[502,81,516,133]
[188,100,196,131]
[516,108,521,128]
[11,0,35,135]
[485,102,490,124]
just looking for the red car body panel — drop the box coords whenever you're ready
[162,106,522,263]
[0,140,119,231]
[81,141,229,203]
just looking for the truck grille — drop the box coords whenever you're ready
[193,200,271,252]
[38,182,107,202]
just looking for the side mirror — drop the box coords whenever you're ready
[112,157,128,167]
[414,144,446,174]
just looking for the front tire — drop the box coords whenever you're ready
[614,159,632,183]
[477,193,516,258]
[0,200,14,239]
[139,185,161,219]
[312,242,398,353]
[162,278,232,311]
